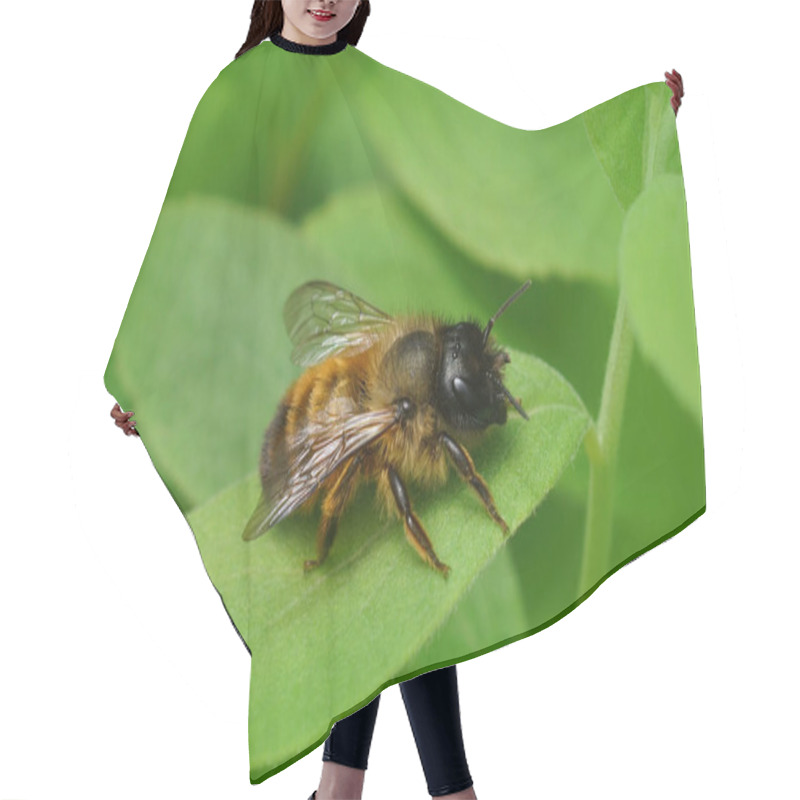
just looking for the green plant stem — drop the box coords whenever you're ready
[579,291,634,593]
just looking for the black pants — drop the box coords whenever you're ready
[323,664,473,797]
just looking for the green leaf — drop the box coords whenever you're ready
[408,471,590,670]
[401,542,530,672]
[610,343,706,564]
[421,337,706,668]
[167,48,377,219]
[185,347,591,781]
[338,52,622,284]
[301,182,489,317]
[619,174,702,424]
[104,196,369,512]
[583,82,681,209]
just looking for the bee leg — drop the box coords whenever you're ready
[439,431,509,536]
[304,455,362,573]
[386,465,450,577]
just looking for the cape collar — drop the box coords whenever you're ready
[270,31,348,55]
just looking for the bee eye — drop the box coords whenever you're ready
[452,376,479,411]
[453,377,496,425]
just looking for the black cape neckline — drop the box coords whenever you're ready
[270,30,349,56]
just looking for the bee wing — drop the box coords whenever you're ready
[242,404,399,541]
[283,280,394,367]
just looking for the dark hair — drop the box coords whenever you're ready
[236,1,371,59]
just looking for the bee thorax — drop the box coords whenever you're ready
[376,330,437,407]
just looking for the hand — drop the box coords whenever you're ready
[665,68,684,116]
[111,402,139,436]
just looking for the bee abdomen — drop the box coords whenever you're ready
[287,356,366,428]
[260,400,291,495]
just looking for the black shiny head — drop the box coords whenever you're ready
[436,281,532,431]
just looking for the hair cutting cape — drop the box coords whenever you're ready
[104,36,705,783]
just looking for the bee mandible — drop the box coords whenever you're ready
[242,279,531,577]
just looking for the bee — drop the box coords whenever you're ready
[242,279,531,577]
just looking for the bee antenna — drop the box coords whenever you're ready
[490,372,530,421]
[482,279,532,348]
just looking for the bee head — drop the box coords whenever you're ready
[436,281,531,431]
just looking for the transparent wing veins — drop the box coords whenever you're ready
[242,405,399,541]
[283,280,394,367]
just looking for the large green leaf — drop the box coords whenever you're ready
[620,174,702,424]
[583,81,701,439]
[421,339,706,668]
[521,343,704,605]
[338,50,623,284]
[301,182,489,317]
[105,196,367,512]
[583,82,681,210]
[167,45,377,219]
[185,347,591,781]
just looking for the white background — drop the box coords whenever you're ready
[1,1,797,798]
